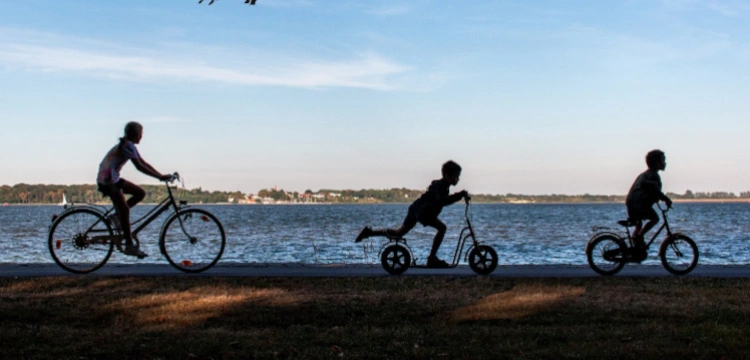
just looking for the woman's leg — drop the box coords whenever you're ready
[120,179,146,209]
[106,186,133,247]
[108,181,148,257]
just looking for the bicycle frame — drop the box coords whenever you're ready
[101,184,186,241]
[622,204,673,250]
[54,177,188,247]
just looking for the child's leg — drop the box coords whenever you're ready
[357,210,417,242]
[640,218,659,239]
[369,226,409,238]
[636,209,660,240]
[359,224,411,241]
[426,219,447,259]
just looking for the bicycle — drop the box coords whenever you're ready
[378,196,498,275]
[48,173,226,274]
[585,202,699,276]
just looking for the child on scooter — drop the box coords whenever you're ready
[355,160,468,268]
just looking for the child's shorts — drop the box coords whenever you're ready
[401,204,439,232]
[627,206,658,222]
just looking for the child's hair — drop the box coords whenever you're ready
[441,160,462,177]
[645,149,665,169]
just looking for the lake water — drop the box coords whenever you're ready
[1,202,749,265]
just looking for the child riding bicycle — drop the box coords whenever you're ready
[355,160,468,268]
[625,149,673,261]
[96,121,172,258]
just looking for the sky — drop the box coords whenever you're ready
[1,0,749,196]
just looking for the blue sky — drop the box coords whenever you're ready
[1,0,748,195]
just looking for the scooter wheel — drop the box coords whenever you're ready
[468,245,498,275]
[381,244,411,275]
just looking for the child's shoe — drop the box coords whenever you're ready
[427,256,450,268]
[355,226,373,242]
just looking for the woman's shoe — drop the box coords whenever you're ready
[123,244,148,259]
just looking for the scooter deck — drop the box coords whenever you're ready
[410,264,458,269]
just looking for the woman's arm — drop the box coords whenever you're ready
[132,157,171,181]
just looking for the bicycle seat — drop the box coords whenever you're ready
[617,219,637,227]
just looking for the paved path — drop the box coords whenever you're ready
[2,263,750,278]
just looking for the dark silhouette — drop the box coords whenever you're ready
[355,160,468,268]
[586,198,698,275]
[96,122,172,258]
[625,149,673,261]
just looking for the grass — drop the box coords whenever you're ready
[1,276,750,359]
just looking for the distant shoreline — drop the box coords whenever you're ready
[3,199,749,206]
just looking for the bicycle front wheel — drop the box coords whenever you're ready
[586,234,626,276]
[660,234,699,275]
[48,208,114,274]
[160,208,226,273]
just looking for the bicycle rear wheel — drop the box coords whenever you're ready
[381,244,411,275]
[160,208,226,273]
[586,234,626,276]
[48,208,114,274]
[660,234,699,275]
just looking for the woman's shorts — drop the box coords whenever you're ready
[97,179,125,198]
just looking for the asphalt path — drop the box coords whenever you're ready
[2,263,750,278]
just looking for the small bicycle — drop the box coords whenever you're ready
[48,173,226,274]
[586,202,699,276]
[378,196,498,275]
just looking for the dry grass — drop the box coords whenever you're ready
[450,284,586,322]
[1,276,750,359]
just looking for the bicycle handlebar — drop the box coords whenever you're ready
[656,200,672,212]
[164,172,180,184]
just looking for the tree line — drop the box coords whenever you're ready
[0,184,243,205]
[1,184,749,204]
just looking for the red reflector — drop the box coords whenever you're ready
[200,215,209,222]
[56,240,62,249]
[181,260,193,267]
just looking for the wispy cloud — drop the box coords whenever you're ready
[367,5,411,16]
[0,29,410,91]
[698,0,750,18]
[660,0,750,18]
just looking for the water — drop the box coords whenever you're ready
[1,202,749,265]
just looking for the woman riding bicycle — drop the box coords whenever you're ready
[96,121,172,258]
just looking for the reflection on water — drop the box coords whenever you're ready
[1,202,749,265]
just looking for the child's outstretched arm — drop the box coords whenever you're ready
[443,190,468,206]
[659,192,673,208]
